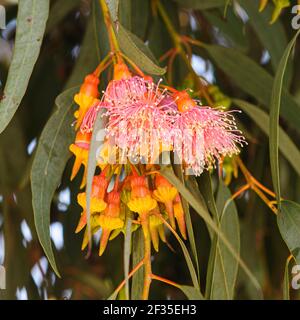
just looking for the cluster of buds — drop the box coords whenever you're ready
[68,54,245,289]
[73,161,185,255]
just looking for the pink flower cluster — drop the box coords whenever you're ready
[80,75,246,175]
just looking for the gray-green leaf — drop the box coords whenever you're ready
[269,29,300,205]
[206,181,240,300]
[116,24,166,76]
[234,99,300,178]
[277,200,300,265]
[204,44,300,131]
[0,0,50,134]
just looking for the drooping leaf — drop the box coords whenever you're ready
[203,10,248,51]
[131,228,144,300]
[31,18,99,276]
[67,269,112,299]
[161,213,200,290]
[206,181,240,300]
[173,164,200,281]
[131,0,150,39]
[46,0,81,33]
[173,0,226,9]
[234,99,300,178]
[277,200,300,265]
[118,0,132,30]
[240,0,287,72]
[204,44,300,131]
[31,87,77,277]
[269,29,300,205]
[0,0,50,134]
[178,285,204,300]
[283,256,291,300]
[116,23,166,75]
[105,0,119,22]
[160,166,260,291]
[124,216,132,300]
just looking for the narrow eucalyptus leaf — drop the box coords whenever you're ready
[0,0,50,134]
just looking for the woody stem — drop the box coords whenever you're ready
[110,259,144,298]
[151,274,180,289]
[141,211,152,300]
[99,0,121,63]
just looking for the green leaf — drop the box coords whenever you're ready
[31,87,77,277]
[173,164,200,281]
[46,0,81,33]
[173,0,226,9]
[277,200,300,265]
[178,285,204,300]
[131,228,144,300]
[124,217,132,300]
[119,0,132,30]
[160,166,260,291]
[203,10,247,51]
[116,23,166,75]
[31,18,99,276]
[162,213,200,290]
[234,99,300,178]
[0,0,50,134]
[239,0,287,72]
[131,0,150,39]
[206,181,240,300]
[106,0,119,22]
[269,30,300,205]
[69,270,112,299]
[283,256,291,300]
[204,44,300,131]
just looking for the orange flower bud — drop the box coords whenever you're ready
[74,74,100,129]
[153,175,178,229]
[130,176,151,198]
[98,191,124,256]
[174,91,196,113]
[92,174,109,200]
[75,174,109,233]
[80,74,100,98]
[113,62,132,81]
[127,174,157,215]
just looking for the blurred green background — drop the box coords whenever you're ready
[0,0,300,300]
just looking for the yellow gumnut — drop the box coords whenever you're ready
[77,193,107,213]
[81,215,101,250]
[98,215,124,230]
[149,214,163,228]
[69,144,89,182]
[153,186,178,203]
[127,196,157,214]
